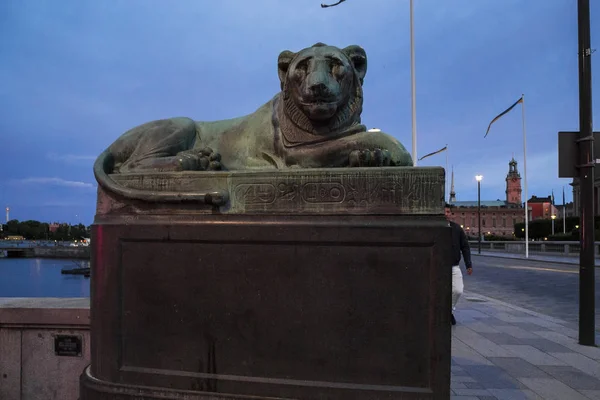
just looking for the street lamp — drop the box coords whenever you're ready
[551,214,556,236]
[476,175,483,254]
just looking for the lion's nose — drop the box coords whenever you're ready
[309,83,329,97]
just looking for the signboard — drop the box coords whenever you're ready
[54,335,82,357]
[557,131,600,178]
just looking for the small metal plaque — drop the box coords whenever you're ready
[54,335,82,357]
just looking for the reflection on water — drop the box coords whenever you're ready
[0,258,90,298]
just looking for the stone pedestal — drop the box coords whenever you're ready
[80,167,452,400]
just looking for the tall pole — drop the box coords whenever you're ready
[410,0,417,166]
[577,0,595,347]
[563,186,567,234]
[521,95,529,258]
[445,146,449,202]
[477,180,481,254]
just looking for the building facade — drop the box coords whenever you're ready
[445,158,525,238]
[562,202,576,218]
[527,195,559,220]
[571,177,600,217]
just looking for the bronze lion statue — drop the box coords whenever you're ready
[94,43,412,204]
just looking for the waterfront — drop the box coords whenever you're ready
[0,258,90,298]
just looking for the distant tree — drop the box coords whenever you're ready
[0,219,91,241]
[71,223,88,240]
[53,224,71,241]
[5,219,20,236]
[20,220,49,240]
[514,216,595,240]
[513,220,552,240]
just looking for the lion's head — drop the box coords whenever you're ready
[277,43,367,135]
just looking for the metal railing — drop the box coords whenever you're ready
[468,241,600,258]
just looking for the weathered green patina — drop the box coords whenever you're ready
[94,43,412,205]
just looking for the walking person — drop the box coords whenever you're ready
[448,220,473,325]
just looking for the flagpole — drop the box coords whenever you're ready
[445,144,449,202]
[410,0,417,166]
[563,186,567,234]
[521,94,529,258]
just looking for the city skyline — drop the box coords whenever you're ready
[1,0,598,224]
[447,157,568,205]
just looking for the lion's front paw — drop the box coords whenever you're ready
[176,147,222,171]
[348,148,392,167]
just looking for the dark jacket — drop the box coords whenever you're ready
[449,221,472,269]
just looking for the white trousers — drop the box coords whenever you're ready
[451,266,464,311]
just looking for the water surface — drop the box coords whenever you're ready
[0,258,90,298]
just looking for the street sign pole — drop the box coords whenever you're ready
[577,0,595,347]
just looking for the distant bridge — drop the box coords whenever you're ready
[0,247,35,258]
[0,245,89,259]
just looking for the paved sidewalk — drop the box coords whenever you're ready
[473,250,600,267]
[452,292,600,399]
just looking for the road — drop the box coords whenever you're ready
[461,255,600,330]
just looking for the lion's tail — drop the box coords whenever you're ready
[93,150,228,206]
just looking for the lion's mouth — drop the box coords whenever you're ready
[300,100,338,106]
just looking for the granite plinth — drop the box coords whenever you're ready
[81,167,451,400]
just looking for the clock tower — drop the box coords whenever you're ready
[505,158,522,205]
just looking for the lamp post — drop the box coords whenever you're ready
[551,214,556,236]
[476,175,483,254]
[577,0,595,347]
[563,204,567,234]
[409,0,417,165]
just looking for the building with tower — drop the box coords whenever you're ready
[445,158,525,238]
[505,158,522,205]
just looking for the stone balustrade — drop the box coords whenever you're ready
[468,241,600,257]
[0,298,90,400]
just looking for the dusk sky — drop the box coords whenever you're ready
[1,0,598,225]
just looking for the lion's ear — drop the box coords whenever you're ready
[343,45,367,84]
[277,50,296,90]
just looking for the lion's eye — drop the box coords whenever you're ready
[296,61,308,73]
[331,63,344,76]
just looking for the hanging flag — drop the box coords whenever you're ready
[484,96,524,138]
[552,190,555,206]
[562,186,566,206]
[418,145,447,161]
